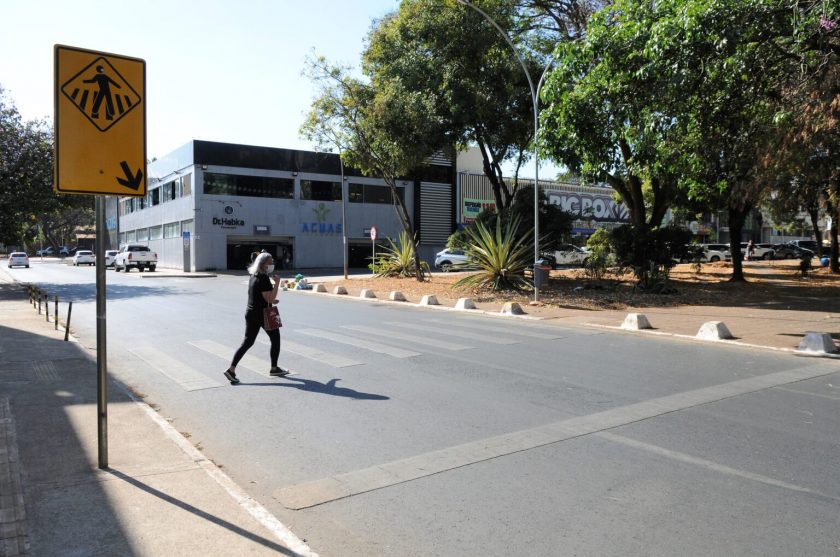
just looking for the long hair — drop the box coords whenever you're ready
[247,252,272,276]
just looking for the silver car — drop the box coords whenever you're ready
[72,250,95,266]
[7,252,29,268]
[434,249,470,272]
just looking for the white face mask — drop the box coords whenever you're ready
[266,264,275,273]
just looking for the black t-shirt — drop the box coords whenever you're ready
[245,274,273,319]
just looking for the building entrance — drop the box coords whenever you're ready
[226,240,294,271]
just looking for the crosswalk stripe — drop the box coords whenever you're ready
[257,338,363,368]
[341,324,473,351]
[422,317,564,340]
[297,329,420,358]
[129,346,223,391]
[385,321,519,345]
[188,340,271,377]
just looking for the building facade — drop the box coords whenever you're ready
[114,140,455,271]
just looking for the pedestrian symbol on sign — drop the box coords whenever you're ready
[61,57,141,132]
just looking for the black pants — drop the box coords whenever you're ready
[231,317,280,369]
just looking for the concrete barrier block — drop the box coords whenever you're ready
[796,332,837,354]
[419,295,439,306]
[696,321,734,340]
[500,302,525,316]
[389,291,406,302]
[455,298,476,310]
[313,283,327,293]
[621,313,652,330]
[333,286,348,295]
[360,289,376,299]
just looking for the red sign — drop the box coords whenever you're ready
[370,226,377,241]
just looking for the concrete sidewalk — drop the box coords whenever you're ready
[0,279,315,556]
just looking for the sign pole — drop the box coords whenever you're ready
[370,226,377,275]
[95,196,108,468]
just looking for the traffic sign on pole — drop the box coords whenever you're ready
[54,45,146,197]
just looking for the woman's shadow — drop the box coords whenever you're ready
[243,376,389,400]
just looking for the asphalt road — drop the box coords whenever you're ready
[8,259,840,556]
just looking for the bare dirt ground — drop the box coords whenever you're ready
[317,259,840,314]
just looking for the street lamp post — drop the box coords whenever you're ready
[456,0,553,302]
[340,153,348,279]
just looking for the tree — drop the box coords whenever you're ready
[364,0,537,211]
[0,85,92,248]
[540,0,685,237]
[300,57,442,280]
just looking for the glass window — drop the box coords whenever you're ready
[182,174,192,197]
[181,220,194,235]
[300,180,342,201]
[126,230,136,243]
[349,183,363,203]
[348,184,404,204]
[119,232,126,244]
[164,222,180,238]
[136,228,149,242]
[150,187,160,206]
[149,226,163,240]
[204,172,294,199]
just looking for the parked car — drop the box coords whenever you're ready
[553,244,589,266]
[7,252,29,268]
[35,247,55,257]
[740,242,775,260]
[58,246,70,257]
[105,250,119,267]
[72,250,95,266]
[434,248,470,272]
[787,239,822,255]
[772,243,814,260]
[699,243,731,262]
[114,244,157,272]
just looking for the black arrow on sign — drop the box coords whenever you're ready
[117,161,143,190]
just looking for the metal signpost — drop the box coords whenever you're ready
[370,226,377,275]
[54,45,146,469]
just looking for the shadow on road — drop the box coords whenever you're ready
[241,377,389,400]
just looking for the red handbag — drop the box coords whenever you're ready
[263,305,282,330]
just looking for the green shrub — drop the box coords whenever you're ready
[371,230,430,278]
[583,228,612,280]
[453,215,533,291]
[610,225,693,290]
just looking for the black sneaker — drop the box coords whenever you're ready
[224,370,240,384]
[269,367,290,377]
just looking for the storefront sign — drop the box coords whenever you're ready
[213,217,244,229]
[463,198,496,223]
[547,191,630,222]
[301,203,342,234]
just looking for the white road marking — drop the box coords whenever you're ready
[129,346,223,391]
[257,338,363,368]
[188,340,271,377]
[774,386,840,401]
[341,324,473,351]
[385,321,519,345]
[297,329,420,359]
[274,362,839,510]
[423,317,564,340]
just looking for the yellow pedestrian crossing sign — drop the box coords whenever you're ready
[54,45,146,196]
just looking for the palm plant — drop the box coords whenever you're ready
[453,215,533,291]
[372,230,430,279]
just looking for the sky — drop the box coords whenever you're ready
[1,0,557,178]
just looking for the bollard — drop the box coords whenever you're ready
[38,290,41,314]
[45,291,50,322]
[64,302,73,342]
[54,296,59,330]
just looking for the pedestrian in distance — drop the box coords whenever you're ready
[224,252,289,384]
[746,240,756,261]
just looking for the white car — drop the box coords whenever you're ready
[434,248,470,272]
[105,250,119,267]
[7,252,29,268]
[72,250,95,266]
[554,244,589,266]
[699,243,731,262]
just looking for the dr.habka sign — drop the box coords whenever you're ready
[54,45,146,197]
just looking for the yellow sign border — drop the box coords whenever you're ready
[54,44,147,197]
